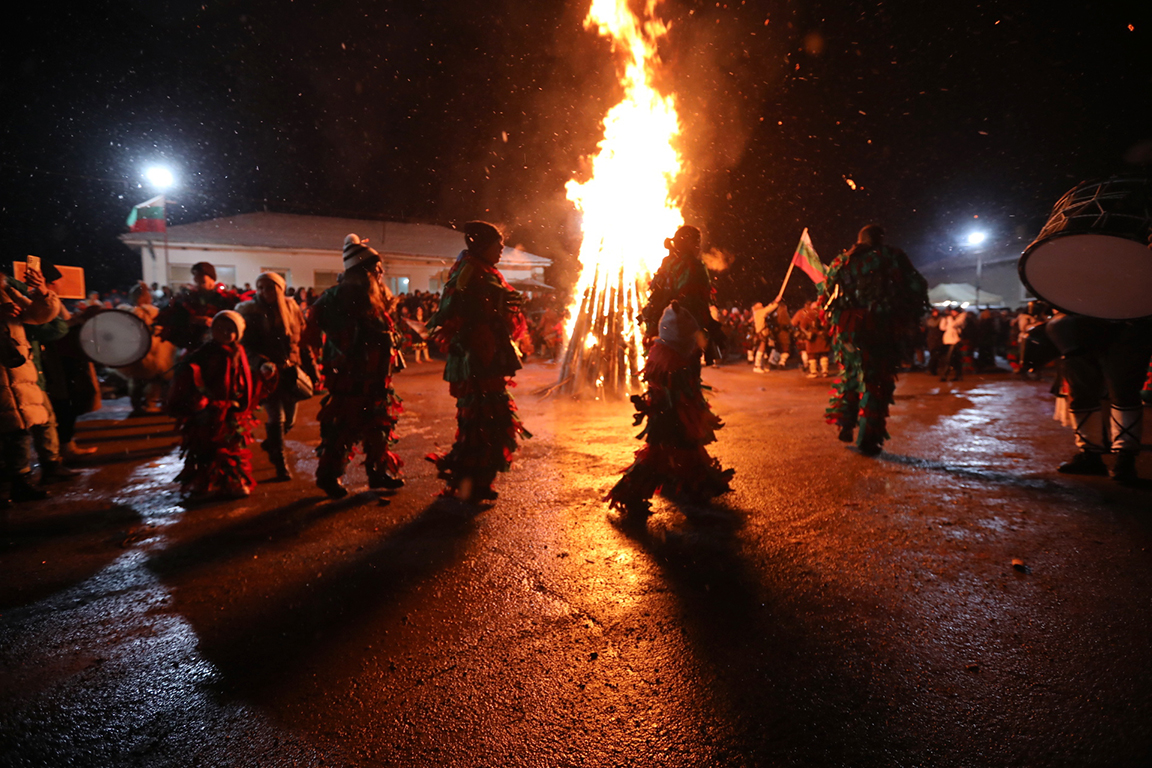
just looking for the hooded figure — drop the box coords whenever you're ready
[237,271,313,482]
[606,300,734,520]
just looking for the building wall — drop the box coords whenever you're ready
[139,245,543,294]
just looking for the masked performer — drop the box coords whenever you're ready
[642,225,721,356]
[157,262,240,351]
[237,272,314,482]
[166,311,261,499]
[607,300,734,519]
[426,221,530,502]
[305,235,405,499]
[822,225,929,456]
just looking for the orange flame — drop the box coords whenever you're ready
[564,0,684,360]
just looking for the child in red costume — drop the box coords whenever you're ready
[167,310,262,499]
[607,300,734,520]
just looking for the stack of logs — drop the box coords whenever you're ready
[554,264,648,399]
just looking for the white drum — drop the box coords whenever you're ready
[79,310,152,367]
[1019,176,1152,320]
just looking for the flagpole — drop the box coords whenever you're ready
[162,195,169,289]
[775,259,796,302]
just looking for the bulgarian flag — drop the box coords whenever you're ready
[791,227,825,284]
[126,195,166,233]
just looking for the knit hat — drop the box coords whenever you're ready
[657,300,701,357]
[343,234,381,271]
[191,262,217,280]
[257,271,287,291]
[463,221,502,254]
[211,309,245,339]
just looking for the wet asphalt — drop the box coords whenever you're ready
[2,360,1151,767]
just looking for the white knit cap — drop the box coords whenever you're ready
[212,309,246,339]
[257,271,286,291]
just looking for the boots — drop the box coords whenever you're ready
[753,350,765,373]
[39,460,79,485]
[262,423,292,482]
[1110,451,1139,483]
[11,474,50,503]
[1058,450,1108,475]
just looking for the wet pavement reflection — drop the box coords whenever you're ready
[2,362,1151,766]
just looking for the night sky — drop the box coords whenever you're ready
[3,0,1150,304]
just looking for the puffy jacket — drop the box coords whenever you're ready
[0,280,62,432]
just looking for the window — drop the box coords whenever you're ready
[259,267,291,286]
[169,263,235,288]
[314,270,341,292]
[387,276,410,295]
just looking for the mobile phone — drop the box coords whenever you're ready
[26,255,40,273]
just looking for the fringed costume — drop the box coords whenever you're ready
[607,300,734,517]
[821,227,928,455]
[305,237,405,498]
[427,223,530,501]
[166,312,261,498]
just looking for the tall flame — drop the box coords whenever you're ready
[561,0,684,392]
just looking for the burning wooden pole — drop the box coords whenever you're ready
[552,262,647,400]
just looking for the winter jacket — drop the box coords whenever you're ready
[0,280,61,432]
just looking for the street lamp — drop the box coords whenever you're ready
[145,165,175,190]
[963,230,988,306]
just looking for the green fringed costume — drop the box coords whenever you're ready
[821,228,928,454]
[426,251,530,499]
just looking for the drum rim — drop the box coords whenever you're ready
[1018,232,1152,320]
[78,309,153,367]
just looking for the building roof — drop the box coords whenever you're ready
[120,211,550,267]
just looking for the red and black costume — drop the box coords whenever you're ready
[166,314,261,497]
[427,224,530,501]
[607,300,733,516]
[305,273,404,497]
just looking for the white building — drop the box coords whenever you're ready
[121,212,552,295]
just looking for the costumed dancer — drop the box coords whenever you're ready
[166,311,262,499]
[606,300,734,519]
[642,225,722,357]
[426,221,530,502]
[156,262,240,351]
[822,225,929,455]
[237,272,314,482]
[117,281,176,416]
[305,235,405,499]
[793,299,831,378]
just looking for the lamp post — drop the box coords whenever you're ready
[143,165,175,288]
[966,230,987,307]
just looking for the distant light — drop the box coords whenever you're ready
[145,166,175,190]
[966,230,987,246]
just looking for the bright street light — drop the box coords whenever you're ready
[966,230,987,246]
[145,165,175,190]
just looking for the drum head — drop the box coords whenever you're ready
[1020,234,1152,320]
[79,310,152,367]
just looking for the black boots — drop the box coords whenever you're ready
[262,423,292,482]
[1058,451,1108,476]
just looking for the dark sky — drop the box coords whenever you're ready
[3,0,1150,303]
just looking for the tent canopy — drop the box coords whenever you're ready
[928,282,1004,306]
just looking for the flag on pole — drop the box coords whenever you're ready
[126,195,166,233]
[791,227,825,284]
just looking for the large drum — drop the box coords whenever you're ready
[79,310,152,367]
[1019,175,1152,320]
